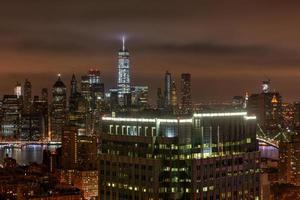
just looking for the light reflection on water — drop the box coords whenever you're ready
[0,145,60,165]
[0,144,278,165]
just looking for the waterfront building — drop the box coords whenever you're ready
[21,96,48,141]
[99,111,260,200]
[1,95,22,139]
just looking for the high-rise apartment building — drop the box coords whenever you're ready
[99,111,260,200]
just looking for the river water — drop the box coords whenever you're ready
[0,144,278,165]
[0,145,60,165]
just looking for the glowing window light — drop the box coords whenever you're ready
[102,117,155,123]
[102,117,192,123]
[193,112,247,117]
[179,119,193,123]
[157,119,178,123]
[244,116,256,120]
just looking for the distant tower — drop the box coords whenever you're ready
[117,36,131,104]
[243,92,249,109]
[14,82,22,98]
[41,88,48,102]
[262,79,270,93]
[171,81,178,108]
[23,79,32,113]
[180,73,192,113]
[69,74,79,112]
[51,74,67,142]
[164,71,172,107]
[157,88,164,110]
[71,74,77,96]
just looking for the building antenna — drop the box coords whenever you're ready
[122,36,125,51]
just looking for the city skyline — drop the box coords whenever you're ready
[1,2,300,199]
[1,1,300,102]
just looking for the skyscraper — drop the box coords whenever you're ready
[81,69,104,109]
[23,79,32,114]
[21,96,47,141]
[131,86,149,108]
[180,73,192,113]
[41,88,48,102]
[1,95,22,139]
[248,80,282,137]
[41,88,49,139]
[170,80,178,110]
[81,69,104,135]
[117,37,131,104]
[164,71,172,108]
[69,74,80,113]
[51,74,67,142]
[156,88,164,110]
[71,74,78,96]
[14,82,22,98]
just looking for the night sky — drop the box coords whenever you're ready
[1,1,300,103]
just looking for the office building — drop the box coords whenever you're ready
[81,69,104,109]
[156,88,164,110]
[1,95,22,139]
[248,80,282,136]
[164,71,172,108]
[180,73,192,113]
[23,79,32,114]
[99,111,260,200]
[131,86,149,108]
[81,69,105,134]
[61,126,99,199]
[62,126,97,170]
[170,81,178,110]
[51,74,67,142]
[14,82,22,98]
